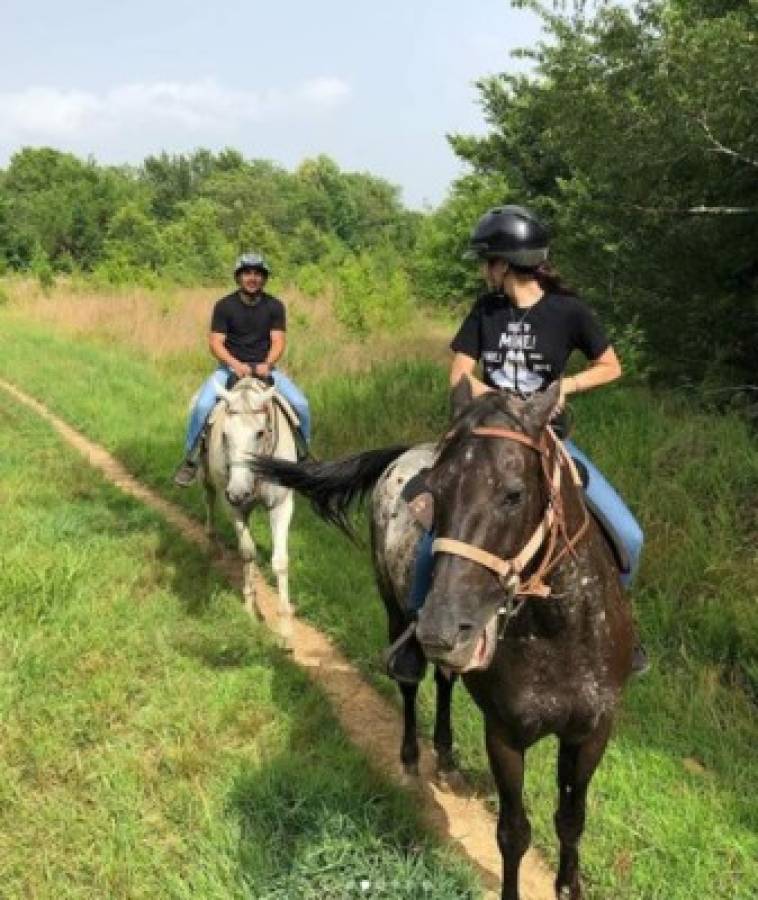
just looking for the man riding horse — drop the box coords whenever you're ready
[173,252,310,487]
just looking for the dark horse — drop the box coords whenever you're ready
[254,380,634,900]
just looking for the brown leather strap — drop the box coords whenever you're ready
[432,425,589,602]
[470,427,544,453]
[432,537,515,578]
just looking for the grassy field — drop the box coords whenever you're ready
[0,388,479,897]
[1,279,756,898]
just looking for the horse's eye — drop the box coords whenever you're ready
[255,430,266,440]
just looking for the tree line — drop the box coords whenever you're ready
[1,0,754,387]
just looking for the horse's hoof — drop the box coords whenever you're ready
[244,599,264,622]
[276,615,294,641]
[401,761,420,779]
[434,766,467,793]
[275,629,294,653]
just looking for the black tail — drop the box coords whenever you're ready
[253,445,409,536]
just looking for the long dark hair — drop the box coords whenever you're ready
[511,261,576,296]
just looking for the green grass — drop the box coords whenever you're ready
[0,390,479,898]
[0,316,756,898]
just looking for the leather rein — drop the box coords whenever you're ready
[432,425,589,607]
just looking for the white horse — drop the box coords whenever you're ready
[199,376,296,642]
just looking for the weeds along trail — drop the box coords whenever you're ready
[1,301,756,898]
[0,387,481,899]
[0,376,557,900]
[1,277,454,383]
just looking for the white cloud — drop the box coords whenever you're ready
[298,77,351,107]
[0,77,352,142]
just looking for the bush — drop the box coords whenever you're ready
[293,263,330,298]
[333,251,411,337]
[30,248,55,292]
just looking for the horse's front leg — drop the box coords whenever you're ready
[269,490,294,646]
[433,667,460,781]
[399,681,420,777]
[554,718,612,900]
[232,512,261,620]
[203,477,217,544]
[485,720,530,900]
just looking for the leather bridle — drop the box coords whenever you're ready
[432,425,589,604]
[225,398,277,471]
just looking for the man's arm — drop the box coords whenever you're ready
[209,332,252,378]
[254,330,286,377]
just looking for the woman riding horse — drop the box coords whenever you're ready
[387,205,647,683]
[251,206,646,899]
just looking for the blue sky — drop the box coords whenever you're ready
[1,1,543,208]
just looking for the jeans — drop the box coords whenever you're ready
[407,441,643,612]
[184,364,311,454]
[563,440,643,587]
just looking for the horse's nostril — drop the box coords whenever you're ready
[416,622,455,653]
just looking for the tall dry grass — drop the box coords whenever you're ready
[2,277,453,384]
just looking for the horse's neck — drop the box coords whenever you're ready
[549,475,622,617]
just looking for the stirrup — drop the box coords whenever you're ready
[383,621,428,685]
[173,458,198,488]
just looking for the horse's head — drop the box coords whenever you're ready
[415,379,560,673]
[215,377,275,508]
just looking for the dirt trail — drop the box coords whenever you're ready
[0,378,556,900]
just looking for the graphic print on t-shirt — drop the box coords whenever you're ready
[450,292,610,394]
[485,321,548,395]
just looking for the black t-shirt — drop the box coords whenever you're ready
[210,291,286,365]
[451,291,609,394]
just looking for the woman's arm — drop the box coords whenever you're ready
[562,346,622,398]
[449,353,493,397]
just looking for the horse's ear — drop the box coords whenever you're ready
[522,382,561,435]
[450,375,474,419]
[213,379,233,404]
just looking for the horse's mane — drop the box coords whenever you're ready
[438,393,528,464]
[229,377,272,413]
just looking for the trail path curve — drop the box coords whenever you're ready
[0,378,556,900]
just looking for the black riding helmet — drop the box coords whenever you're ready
[467,205,549,268]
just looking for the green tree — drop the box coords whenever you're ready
[447,0,758,382]
[162,199,232,283]
[97,201,165,283]
[411,172,511,305]
[3,148,133,270]
[237,211,286,273]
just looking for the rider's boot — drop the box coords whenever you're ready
[173,457,198,488]
[384,616,427,685]
[294,428,313,463]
